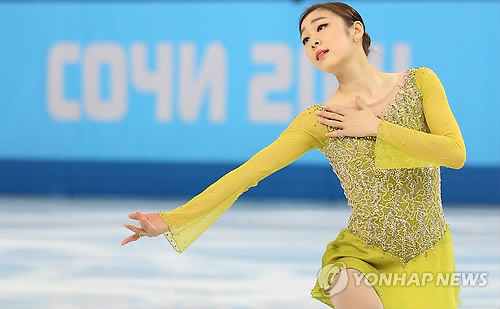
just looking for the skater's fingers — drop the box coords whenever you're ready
[128,210,143,220]
[121,233,140,246]
[123,223,145,235]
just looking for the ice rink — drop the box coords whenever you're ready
[1,197,498,309]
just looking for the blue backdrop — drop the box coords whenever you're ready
[0,1,498,203]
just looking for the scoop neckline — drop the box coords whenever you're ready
[368,70,409,106]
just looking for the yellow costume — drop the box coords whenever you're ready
[158,67,465,308]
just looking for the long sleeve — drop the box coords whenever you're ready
[374,67,466,169]
[158,106,328,253]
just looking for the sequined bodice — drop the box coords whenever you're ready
[321,68,447,267]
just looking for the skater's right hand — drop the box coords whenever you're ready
[121,210,169,246]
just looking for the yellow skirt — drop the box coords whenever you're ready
[310,223,462,309]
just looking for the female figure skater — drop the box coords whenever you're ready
[122,2,465,308]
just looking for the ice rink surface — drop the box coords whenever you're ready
[0,197,498,309]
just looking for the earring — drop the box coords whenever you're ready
[354,37,358,41]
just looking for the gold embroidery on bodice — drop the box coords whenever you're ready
[321,68,447,267]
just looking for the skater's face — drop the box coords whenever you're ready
[300,8,361,72]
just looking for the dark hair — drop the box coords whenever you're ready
[299,2,371,56]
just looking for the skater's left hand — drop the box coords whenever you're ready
[316,95,381,138]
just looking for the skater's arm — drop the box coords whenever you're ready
[374,67,466,169]
[158,105,328,253]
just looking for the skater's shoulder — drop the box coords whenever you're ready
[287,105,329,148]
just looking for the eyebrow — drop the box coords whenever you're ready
[300,17,328,35]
